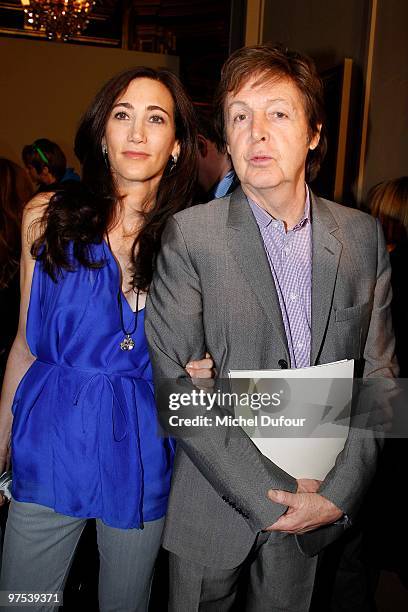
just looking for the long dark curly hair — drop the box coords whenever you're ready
[32,67,198,290]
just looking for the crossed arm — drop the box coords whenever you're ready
[145,217,348,534]
[146,215,397,537]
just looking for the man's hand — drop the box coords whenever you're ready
[264,488,343,534]
[296,478,321,493]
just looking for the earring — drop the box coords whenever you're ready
[102,143,109,166]
[169,154,178,172]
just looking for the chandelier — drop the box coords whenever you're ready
[20,0,95,41]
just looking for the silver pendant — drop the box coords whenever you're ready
[120,335,135,351]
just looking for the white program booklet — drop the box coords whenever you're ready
[228,360,354,479]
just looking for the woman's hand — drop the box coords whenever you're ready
[185,353,215,389]
[0,451,10,474]
[185,352,215,379]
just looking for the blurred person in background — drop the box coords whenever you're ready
[0,158,33,384]
[0,157,33,573]
[22,138,80,192]
[0,67,212,611]
[313,177,408,611]
[364,176,408,593]
[367,177,408,376]
[196,108,238,201]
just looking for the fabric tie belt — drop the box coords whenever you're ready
[11,359,161,528]
[37,358,152,527]
[34,359,152,441]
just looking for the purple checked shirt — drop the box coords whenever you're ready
[248,190,312,368]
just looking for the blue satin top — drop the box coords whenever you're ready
[11,241,174,529]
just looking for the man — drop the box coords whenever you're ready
[196,109,239,199]
[22,138,80,191]
[145,44,396,611]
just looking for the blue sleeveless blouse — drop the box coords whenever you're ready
[11,241,174,529]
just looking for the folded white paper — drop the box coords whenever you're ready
[228,360,354,479]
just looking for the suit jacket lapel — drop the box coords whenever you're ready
[310,193,343,365]
[226,187,289,358]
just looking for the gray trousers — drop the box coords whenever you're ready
[0,500,164,612]
[169,531,318,612]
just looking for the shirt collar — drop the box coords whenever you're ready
[248,186,311,230]
[213,169,236,198]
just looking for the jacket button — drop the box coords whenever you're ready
[278,359,288,369]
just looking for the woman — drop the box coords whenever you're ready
[0,158,33,383]
[0,67,212,610]
[0,158,33,571]
[364,176,408,592]
[367,177,408,376]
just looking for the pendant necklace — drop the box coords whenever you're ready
[118,286,140,351]
[105,233,140,351]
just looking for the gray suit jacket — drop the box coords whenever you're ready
[145,187,397,568]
